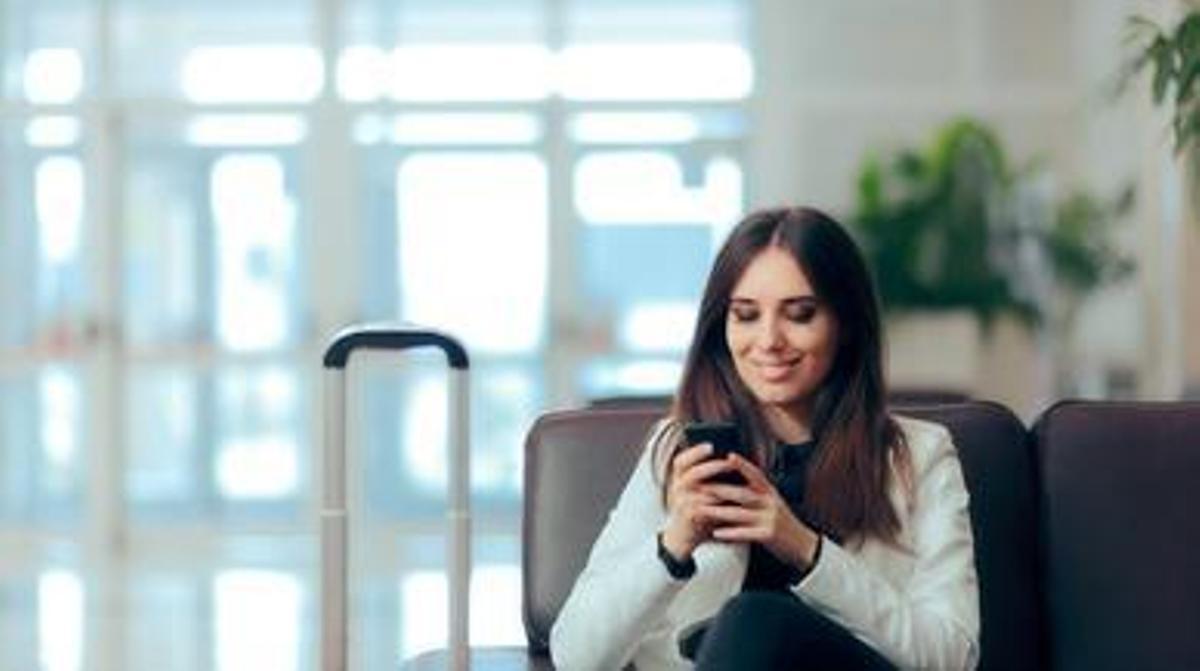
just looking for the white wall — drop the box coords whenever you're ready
[745,0,1191,413]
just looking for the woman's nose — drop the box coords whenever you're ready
[756,316,786,350]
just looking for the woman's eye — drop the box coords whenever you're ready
[786,305,817,323]
[731,309,758,322]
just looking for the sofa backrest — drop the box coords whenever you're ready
[1034,400,1200,671]
[903,402,1045,671]
[522,407,661,653]
[521,401,1043,669]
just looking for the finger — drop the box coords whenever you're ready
[671,443,713,475]
[692,490,723,506]
[669,484,722,512]
[701,483,761,507]
[677,457,740,489]
[711,525,766,543]
[727,453,773,492]
[697,504,760,527]
[678,491,722,513]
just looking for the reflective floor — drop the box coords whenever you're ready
[0,534,524,671]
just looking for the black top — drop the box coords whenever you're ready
[740,439,818,592]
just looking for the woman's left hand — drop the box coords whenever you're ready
[697,453,821,571]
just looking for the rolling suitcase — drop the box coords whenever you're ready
[321,324,471,671]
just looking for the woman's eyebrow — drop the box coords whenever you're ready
[729,295,819,306]
[782,295,820,305]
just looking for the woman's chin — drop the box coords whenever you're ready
[750,384,807,406]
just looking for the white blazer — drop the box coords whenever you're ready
[550,416,980,671]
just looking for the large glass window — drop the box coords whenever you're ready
[113,2,314,101]
[0,367,87,521]
[396,152,548,353]
[0,0,752,666]
[0,124,90,349]
[574,143,745,398]
[120,113,310,522]
[1,0,94,101]
[210,153,301,352]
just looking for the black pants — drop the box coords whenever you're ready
[689,591,897,671]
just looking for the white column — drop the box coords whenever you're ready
[84,0,128,670]
[309,0,359,343]
[1181,162,1200,396]
[746,0,803,206]
[544,0,582,406]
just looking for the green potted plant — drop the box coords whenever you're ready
[1040,187,1136,322]
[1122,11,1200,159]
[853,118,1039,330]
[851,117,1134,395]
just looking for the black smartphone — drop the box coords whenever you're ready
[683,421,747,485]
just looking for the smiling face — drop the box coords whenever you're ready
[725,245,839,439]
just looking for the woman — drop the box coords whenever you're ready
[551,207,979,670]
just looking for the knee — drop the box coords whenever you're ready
[711,591,827,640]
[719,591,784,616]
[694,592,815,668]
[713,591,800,628]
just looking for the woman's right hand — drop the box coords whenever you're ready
[660,443,739,560]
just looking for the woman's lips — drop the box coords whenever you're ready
[754,359,800,382]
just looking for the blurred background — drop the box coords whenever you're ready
[1,0,1198,669]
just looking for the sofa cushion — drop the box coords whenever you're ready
[1034,401,1200,671]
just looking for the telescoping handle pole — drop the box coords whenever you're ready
[321,324,471,671]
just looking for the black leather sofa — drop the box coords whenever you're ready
[408,400,1200,670]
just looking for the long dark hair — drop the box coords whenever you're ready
[661,206,909,544]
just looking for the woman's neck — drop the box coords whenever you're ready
[762,402,812,444]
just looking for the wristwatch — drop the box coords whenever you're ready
[656,532,697,580]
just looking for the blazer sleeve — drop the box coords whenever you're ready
[550,420,688,671]
[794,425,981,670]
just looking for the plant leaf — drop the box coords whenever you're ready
[1151,36,1175,104]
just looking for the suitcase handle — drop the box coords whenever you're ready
[323,323,469,370]
[321,324,471,671]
